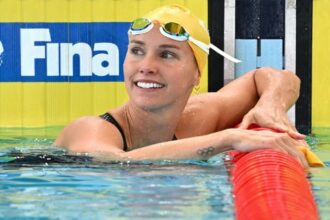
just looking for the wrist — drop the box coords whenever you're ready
[257,93,287,112]
[215,129,237,152]
[255,68,298,112]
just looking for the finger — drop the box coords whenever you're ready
[267,122,305,140]
[280,136,309,168]
[269,121,290,133]
[295,149,309,168]
[281,133,302,148]
[290,148,309,168]
[298,139,310,149]
[277,142,307,168]
[287,130,306,140]
[282,120,306,140]
[239,115,254,129]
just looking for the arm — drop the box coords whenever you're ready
[253,68,300,110]
[54,116,126,154]
[54,117,308,167]
[237,67,303,138]
[181,67,303,138]
[124,129,306,166]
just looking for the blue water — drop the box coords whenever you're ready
[308,128,330,219]
[0,127,329,219]
[0,127,233,219]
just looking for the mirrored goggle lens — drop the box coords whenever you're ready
[163,22,187,36]
[131,18,151,30]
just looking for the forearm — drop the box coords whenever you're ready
[111,127,308,168]
[121,131,232,161]
[254,67,301,111]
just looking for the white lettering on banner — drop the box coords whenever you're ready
[0,41,4,56]
[20,28,120,77]
[21,29,51,76]
[47,43,59,76]
[0,40,4,66]
[93,43,119,76]
[60,43,92,76]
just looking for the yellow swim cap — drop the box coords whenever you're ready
[143,4,210,74]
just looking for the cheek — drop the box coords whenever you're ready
[185,57,200,85]
[123,60,128,77]
[178,59,199,85]
[123,57,133,79]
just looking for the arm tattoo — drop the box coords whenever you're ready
[197,146,215,158]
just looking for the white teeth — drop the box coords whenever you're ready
[136,82,164,89]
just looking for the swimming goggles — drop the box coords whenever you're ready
[128,18,241,63]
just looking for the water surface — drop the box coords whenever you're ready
[0,127,233,219]
[0,127,329,219]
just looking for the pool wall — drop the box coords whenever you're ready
[312,0,330,129]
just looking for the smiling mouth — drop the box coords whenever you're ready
[135,81,165,89]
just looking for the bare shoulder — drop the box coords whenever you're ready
[54,115,124,153]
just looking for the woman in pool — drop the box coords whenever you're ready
[54,5,308,166]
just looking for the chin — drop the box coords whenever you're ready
[132,98,170,112]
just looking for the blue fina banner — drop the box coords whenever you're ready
[0,22,130,82]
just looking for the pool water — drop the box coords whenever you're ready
[0,127,233,219]
[308,128,330,219]
[0,127,329,219]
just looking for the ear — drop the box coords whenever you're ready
[192,69,201,86]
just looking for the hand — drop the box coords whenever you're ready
[238,104,305,140]
[226,128,309,168]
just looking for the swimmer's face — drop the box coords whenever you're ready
[124,23,200,111]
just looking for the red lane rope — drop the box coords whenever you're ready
[229,126,319,220]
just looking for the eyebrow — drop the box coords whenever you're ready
[159,44,180,50]
[130,40,180,50]
[130,40,145,45]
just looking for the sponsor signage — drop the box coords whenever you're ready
[0,22,130,82]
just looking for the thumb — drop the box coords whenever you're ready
[239,114,254,129]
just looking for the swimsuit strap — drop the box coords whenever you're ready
[99,112,128,151]
[99,112,178,151]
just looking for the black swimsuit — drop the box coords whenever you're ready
[100,112,128,151]
[100,112,177,152]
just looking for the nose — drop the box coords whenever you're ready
[138,54,158,74]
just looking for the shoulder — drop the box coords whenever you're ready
[59,116,106,135]
[54,115,125,153]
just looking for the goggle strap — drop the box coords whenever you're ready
[128,19,241,63]
[188,36,210,54]
[189,37,241,63]
[210,44,241,63]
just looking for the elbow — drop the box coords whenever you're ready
[254,67,301,100]
[282,69,301,99]
[283,69,301,86]
[256,67,301,87]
